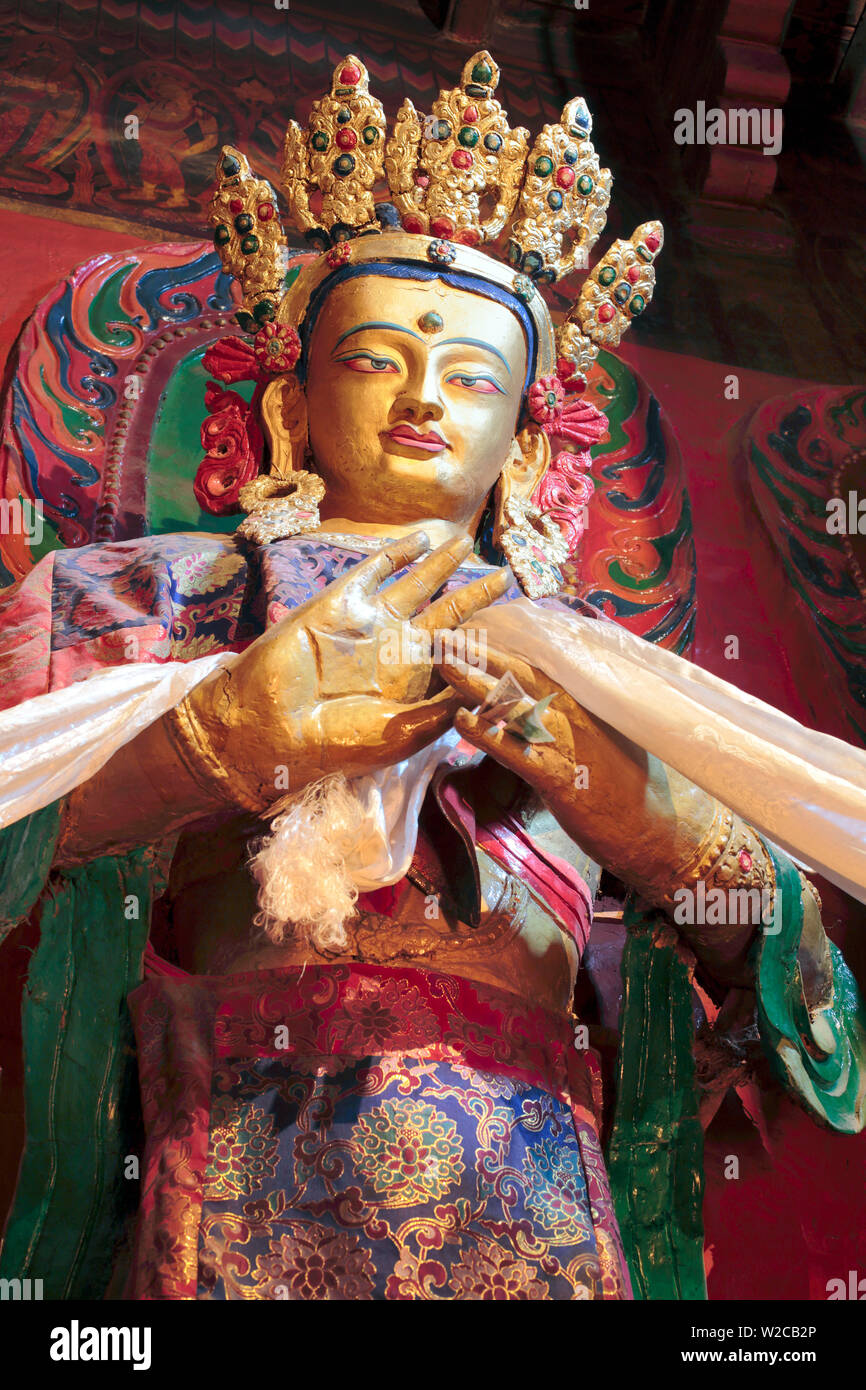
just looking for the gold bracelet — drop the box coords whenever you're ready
[670,800,735,888]
[163,693,266,816]
[703,814,776,920]
[664,809,775,911]
[652,808,778,986]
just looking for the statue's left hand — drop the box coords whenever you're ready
[438,643,718,906]
[440,647,836,999]
[439,645,644,860]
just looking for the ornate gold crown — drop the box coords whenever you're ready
[208,51,663,386]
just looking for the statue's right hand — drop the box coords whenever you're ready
[170,531,508,812]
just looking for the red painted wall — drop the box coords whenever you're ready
[0,207,155,386]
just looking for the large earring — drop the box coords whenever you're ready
[237,374,326,545]
[492,425,568,598]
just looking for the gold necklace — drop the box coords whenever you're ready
[311,527,491,566]
[311,529,404,552]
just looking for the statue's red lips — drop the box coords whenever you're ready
[384,425,448,452]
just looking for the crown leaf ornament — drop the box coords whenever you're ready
[506,97,612,283]
[556,220,664,383]
[209,147,287,333]
[281,56,388,251]
[384,52,529,245]
[202,51,664,592]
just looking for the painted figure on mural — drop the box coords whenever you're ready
[108,66,222,212]
[0,52,864,1302]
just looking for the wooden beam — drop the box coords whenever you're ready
[442,0,499,46]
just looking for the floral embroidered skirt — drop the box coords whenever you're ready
[127,959,632,1300]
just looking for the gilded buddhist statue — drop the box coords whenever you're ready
[0,51,863,1303]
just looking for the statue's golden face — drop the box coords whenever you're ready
[303,274,528,529]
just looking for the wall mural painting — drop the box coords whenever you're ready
[0,6,565,236]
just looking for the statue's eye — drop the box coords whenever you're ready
[445,372,505,395]
[333,351,399,373]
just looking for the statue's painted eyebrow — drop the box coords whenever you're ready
[439,337,511,375]
[332,324,511,374]
[332,321,424,351]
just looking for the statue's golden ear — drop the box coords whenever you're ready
[492,425,568,599]
[259,374,309,478]
[493,425,551,531]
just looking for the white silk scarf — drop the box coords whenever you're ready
[0,650,459,890]
[0,601,864,904]
[478,600,866,906]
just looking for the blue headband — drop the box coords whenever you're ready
[297,259,538,396]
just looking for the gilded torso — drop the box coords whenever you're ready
[166,784,599,1017]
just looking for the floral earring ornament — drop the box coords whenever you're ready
[236,469,325,545]
[526,367,608,448]
[254,321,302,375]
[496,487,571,598]
[194,379,264,516]
[193,320,327,544]
[494,373,608,599]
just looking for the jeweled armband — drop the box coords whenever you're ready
[659,804,778,983]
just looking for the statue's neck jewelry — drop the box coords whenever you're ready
[310,526,491,566]
[311,528,409,553]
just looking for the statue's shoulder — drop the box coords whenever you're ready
[49,529,247,601]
